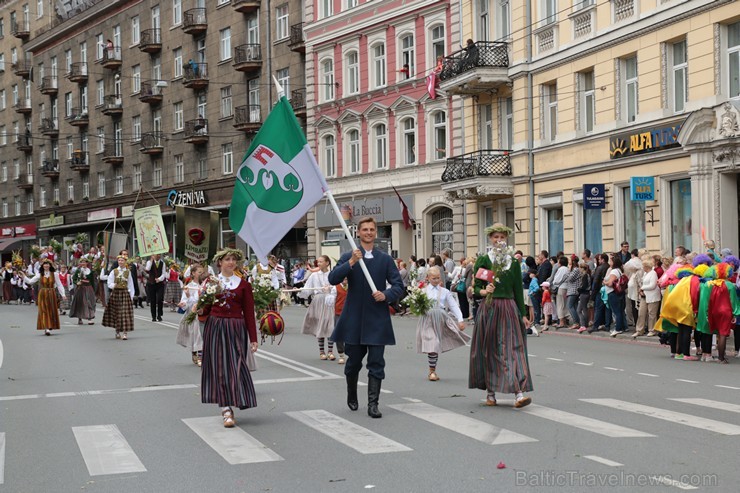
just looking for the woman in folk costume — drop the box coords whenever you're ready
[416,266,470,381]
[22,259,66,336]
[468,223,533,408]
[102,255,136,340]
[694,262,740,364]
[57,264,71,316]
[199,248,258,429]
[165,263,182,311]
[300,255,337,360]
[69,257,97,325]
[177,264,205,366]
[251,255,285,312]
[2,261,14,303]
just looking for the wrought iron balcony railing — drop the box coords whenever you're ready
[441,150,512,182]
[437,41,509,83]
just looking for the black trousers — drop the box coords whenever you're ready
[344,343,386,380]
[147,282,165,319]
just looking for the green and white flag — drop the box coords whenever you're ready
[229,96,328,263]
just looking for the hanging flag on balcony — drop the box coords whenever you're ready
[426,72,438,100]
[229,95,329,263]
[391,185,414,230]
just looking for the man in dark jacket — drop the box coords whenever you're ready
[531,250,551,326]
[329,217,404,419]
[590,253,610,332]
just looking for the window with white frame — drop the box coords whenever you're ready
[543,83,557,141]
[321,59,334,102]
[497,0,511,39]
[12,159,19,179]
[115,170,123,194]
[81,86,88,112]
[131,16,140,45]
[371,43,386,89]
[276,68,290,96]
[2,198,7,218]
[152,54,162,80]
[0,55,4,73]
[132,64,141,93]
[66,136,73,158]
[345,51,359,95]
[82,176,89,198]
[12,121,18,142]
[430,25,445,64]
[222,144,234,174]
[12,85,18,106]
[64,49,71,71]
[95,34,104,59]
[96,80,104,106]
[0,126,5,146]
[173,47,183,78]
[477,0,490,41]
[174,102,183,130]
[37,0,43,17]
[621,186,646,248]
[132,115,141,142]
[220,28,231,61]
[1,163,5,181]
[322,134,336,177]
[27,193,33,214]
[346,129,361,174]
[580,70,595,133]
[276,5,289,40]
[543,0,557,24]
[97,172,105,197]
[373,124,387,170]
[319,0,333,18]
[197,153,207,179]
[39,188,46,208]
[174,154,184,183]
[14,195,20,216]
[730,21,740,98]
[153,159,162,187]
[0,89,4,111]
[623,55,638,122]
[221,86,233,118]
[172,0,182,26]
[11,47,17,64]
[501,97,513,149]
[401,118,416,165]
[432,111,447,160]
[346,0,358,8]
[133,164,142,190]
[97,127,104,152]
[669,40,687,113]
[67,179,74,201]
[399,34,415,79]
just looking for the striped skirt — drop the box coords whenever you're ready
[201,316,257,410]
[58,284,71,311]
[301,293,334,338]
[468,298,533,394]
[416,308,471,354]
[36,286,61,331]
[69,284,97,320]
[3,280,13,302]
[102,288,135,332]
[164,280,181,304]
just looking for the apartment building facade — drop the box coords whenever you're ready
[0,0,308,262]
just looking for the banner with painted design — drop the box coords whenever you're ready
[134,206,170,256]
[176,206,219,263]
[229,96,329,263]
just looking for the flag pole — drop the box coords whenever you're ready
[272,75,285,100]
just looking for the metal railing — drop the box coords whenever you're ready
[289,23,305,46]
[290,88,306,110]
[69,150,89,167]
[139,81,164,98]
[103,95,123,110]
[183,63,208,82]
[103,142,123,159]
[11,20,30,36]
[185,119,209,138]
[40,118,59,133]
[66,107,89,122]
[139,29,162,47]
[67,62,88,78]
[183,8,207,28]
[438,41,509,83]
[234,44,262,64]
[14,99,32,111]
[99,46,122,63]
[235,105,261,125]
[441,150,512,182]
[12,60,32,74]
[140,132,164,149]
[42,159,60,173]
[40,76,58,92]
[16,173,33,186]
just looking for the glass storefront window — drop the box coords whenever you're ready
[622,187,646,248]
[547,208,563,255]
[584,208,602,253]
[671,179,691,250]
[431,207,453,255]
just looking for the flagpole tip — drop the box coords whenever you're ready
[272,75,285,100]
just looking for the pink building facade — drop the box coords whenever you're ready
[304,0,463,260]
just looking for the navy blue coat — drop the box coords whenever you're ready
[328,247,404,346]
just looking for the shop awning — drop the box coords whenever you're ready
[0,236,36,252]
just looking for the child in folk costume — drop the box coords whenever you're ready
[177,264,205,366]
[22,259,67,335]
[300,256,336,360]
[57,264,71,315]
[416,267,471,381]
[165,263,182,311]
[326,277,348,364]
[102,255,136,340]
[540,282,553,331]
[70,257,97,325]
[11,270,29,304]
[2,262,14,303]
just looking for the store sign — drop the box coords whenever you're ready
[88,208,118,221]
[39,214,65,228]
[1,224,36,237]
[609,122,683,159]
[630,177,655,201]
[315,194,414,228]
[120,205,134,218]
[166,189,207,208]
[582,184,605,209]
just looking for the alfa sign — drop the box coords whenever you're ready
[630,177,655,201]
[583,184,605,209]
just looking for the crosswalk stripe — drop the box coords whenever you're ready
[182,417,283,464]
[72,425,147,476]
[583,455,623,467]
[520,404,654,438]
[286,410,412,454]
[0,432,5,484]
[389,402,537,445]
[668,398,740,414]
[581,399,740,435]
[650,476,698,490]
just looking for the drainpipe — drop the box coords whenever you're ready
[267,0,273,104]
[459,0,466,254]
[526,0,535,254]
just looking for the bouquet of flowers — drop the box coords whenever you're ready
[183,275,224,324]
[480,242,516,306]
[49,239,63,255]
[401,281,435,316]
[75,232,89,245]
[11,250,24,269]
[30,245,42,259]
[252,273,280,313]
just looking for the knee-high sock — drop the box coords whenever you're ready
[427,352,438,369]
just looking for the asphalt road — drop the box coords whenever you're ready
[1,301,740,492]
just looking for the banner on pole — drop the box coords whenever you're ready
[176,206,220,263]
[134,206,170,256]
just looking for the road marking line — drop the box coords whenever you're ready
[129,384,199,393]
[546,357,564,362]
[389,402,538,445]
[668,398,740,414]
[258,350,341,379]
[715,385,740,390]
[583,455,623,467]
[0,338,4,369]
[0,432,5,485]
[603,367,624,371]
[72,425,147,476]
[529,354,537,357]
[649,476,698,490]
[183,417,283,464]
[574,362,593,366]
[286,410,412,454]
[676,379,699,384]
[637,373,659,377]
[253,353,319,377]
[581,399,740,435]
[403,397,423,403]
[357,381,393,394]
[520,405,654,438]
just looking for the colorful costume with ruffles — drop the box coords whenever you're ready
[695,263,740,337]
[655,266,699,333]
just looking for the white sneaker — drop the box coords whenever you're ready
[530,326,539,337]
[610,330,618,337]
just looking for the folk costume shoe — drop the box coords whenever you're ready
[428,368,439,381]
[346,373,359,411]
[367,376,383,419]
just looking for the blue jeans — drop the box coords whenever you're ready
[567,294,579,325]
[532,291,543,323]
[592,295,611,330]
[608,291,626,331]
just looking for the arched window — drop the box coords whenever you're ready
[431,111,447,160]
[346,129,360,174]
[322,134,336,177]
[431,207,453,255]
[321,59,334,102]
[345,50,359,95]
[372,123,387,169]
[401,117,416,165]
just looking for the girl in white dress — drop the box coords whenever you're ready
[300,255,336,360]
[177,265,205,366]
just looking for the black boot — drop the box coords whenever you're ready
[346,373,359,411]
[367,376,382,418]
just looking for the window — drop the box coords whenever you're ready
[543,0,557,24]
[0,90,4,110]
[345,51,359,95]
[14,196,20,216]
[13,159,19,178]
[12,121,18,142]
[133,164,142,191]
[546,207,564,255]
[151,5,160,29]
[580,71,595,133]
[64,49,71,72]
[248,77,260,110]
[430,25,445,63]
[321,59,334,102]
[97,172,106,198]
[582,206,602,253]
[97,127,105,152]
[477,0,490,41]
[276,5,289,40]
[96,80,104,106]
[27,193,33,214]
[66,136,73,158]
[82,176,89,198]
[670,40,687,113]
[220,28,231,61]
[95,34,104,59]
[132,115,141,142]
[217,86,232,118]
[2,199,7,218]
[432,111,447,160]
[502,97,513,149]
[12,85,18,105]
[115,170,123,195]
[346,0,358,8]
[371,43,386,88]
[153,159,162,187]
[152,54,162,80]
[319,0,333,18]
[346,129,360,174]
[1,163,5,181]
[544,83,557,141]
[67,179,74,201]
[40,189,46,208]
[132,64,141,93]
[0,54,4,73]
[0,126,5,146]
[623,56,638,122]
[622,187,645,249]
[0,18,3,38]
[276,68,290,96]
[373,124,387,170]
[174,154,184,183]
[401,118,416,165]
[730,21,740,98]
[671,179,692,250]
[222,143,233,174]
[197,155,208,179]
[497,0,511,39]
[131,16,140,45]
[400,35,415,79]
[174,102,183,130]
[322,134,336,177]
[81,86,88,112]
[172,0,182,25]
[173,47,183,78]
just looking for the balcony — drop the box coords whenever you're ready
[97,47,122,70]
[438,41,510,96]
[15,173,34,190]
[11,20,30,39]
[40,118,59,136]
[68,151,90,172]
[184,119,209,144]
[289,23,305,53]
[182,9,207,35]
[140,132,165,155]
[102,143,124,165]
[139,81,164,105]
[66,63,88,83]
[39,76,59,95]
[65,108,89,127]
[233,105,261,133]
[440,150,513,200]
[41,159,60,178]
[183,63,208,89]
[12,60,32,78]
[101,95,123,116]
[233,0,261,13]
[290,88,306,118]
[13,99,32,114]
[139,29,162,53]
[233,45,262,73]
[16,134,33,153]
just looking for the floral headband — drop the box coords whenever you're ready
[213,248,244,263]
[484,223,512,237]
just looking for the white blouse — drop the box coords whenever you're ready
[300,270,330,299]
[25,271,66,298]
[423,283,463,322]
